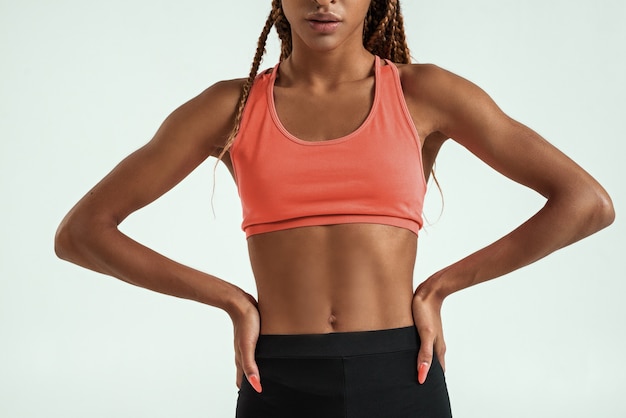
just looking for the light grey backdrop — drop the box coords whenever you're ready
[1,1,624,417]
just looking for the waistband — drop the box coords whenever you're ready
[255,326,419,358]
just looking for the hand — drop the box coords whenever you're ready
[230,292,262,393]
[412,283,446,385]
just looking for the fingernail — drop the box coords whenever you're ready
[249,375,262,393]
[418,362,429,384]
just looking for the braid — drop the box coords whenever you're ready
[364,0,411,64]
[215,2,281,164]
[390,8,410,63]
[274,4,292,60]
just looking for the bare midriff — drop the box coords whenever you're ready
[246,223,417,335]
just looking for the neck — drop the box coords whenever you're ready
[282,42,376,87]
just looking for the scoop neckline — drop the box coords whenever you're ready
[267,55,382,146]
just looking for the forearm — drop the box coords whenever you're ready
[418,189,614,300]
[55,219,250,316]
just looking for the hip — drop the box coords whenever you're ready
[236,326,452,418]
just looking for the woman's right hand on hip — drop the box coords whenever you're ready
[230,292,263,393]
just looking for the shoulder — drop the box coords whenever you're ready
[394,62,449,94]
[204,77,247,101]
[394,62,487,107]
[394,62,444,88]
[393,62,507,138]
[160,78,246,154]
[189,77,246,119]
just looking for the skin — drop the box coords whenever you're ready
[55,0,615,397]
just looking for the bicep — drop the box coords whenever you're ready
[435,70,591,199]
[71,81,240,225]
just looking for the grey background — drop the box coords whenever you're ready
[1,0,624,417]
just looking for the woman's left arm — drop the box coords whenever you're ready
[405,64,615,383]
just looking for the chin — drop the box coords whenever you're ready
[303,39,345,53]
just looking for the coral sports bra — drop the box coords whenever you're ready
[230,56,427,238]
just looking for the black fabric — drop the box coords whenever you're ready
[235,326,452,418]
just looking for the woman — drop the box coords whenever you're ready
[54,0,615,417]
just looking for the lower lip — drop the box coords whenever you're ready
[307,20,341,34]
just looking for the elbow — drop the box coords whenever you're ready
[55,211,120,276]
[55,209,120,268]
[581,185,615,234]
[54,211,97,263]
[54,217,78,262]
[594,190,615,230]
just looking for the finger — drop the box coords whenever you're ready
[235,359,243,389]
[417,333,435,385]
[435,338,447,373]
[239,340,262,393]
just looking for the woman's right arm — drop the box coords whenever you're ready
[54,78,264,392]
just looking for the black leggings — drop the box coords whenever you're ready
[236,326,452,418]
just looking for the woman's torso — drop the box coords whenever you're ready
[247,223,417,334]
[222,57,444,335]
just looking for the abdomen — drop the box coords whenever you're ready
[246,223,418,334]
